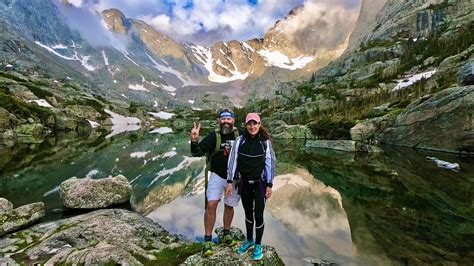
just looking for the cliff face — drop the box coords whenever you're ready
[347,0,387,51]
[260,0,474,154]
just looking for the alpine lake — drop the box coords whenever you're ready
[1,126,473,265]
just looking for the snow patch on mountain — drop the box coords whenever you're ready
[52,44,68,49]
[128,84,149,92]
[242,42,255,52]
[120,50,140,66]
[146,53,197,87]
[161,84,177,92]
[258,49,313,70]
[35,41,96,71]
[393,69,437,91]
[102,50,109,66]
[27,99,53,108]
[190,44,248,83]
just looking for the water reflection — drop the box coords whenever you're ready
[148,167,354,265]
[1,133,472,265]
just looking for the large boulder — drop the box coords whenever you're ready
[0,209,201,265]
[351,116,394,142]
[272,124,315,139]
[0,198,45,237]
[381,86,474,153]
[59,175,132,209]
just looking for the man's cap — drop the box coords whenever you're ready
[219,108,235,118]
[245,113,261,124]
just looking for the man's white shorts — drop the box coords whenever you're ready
[207,172,240,207]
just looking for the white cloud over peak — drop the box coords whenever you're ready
[75,0,360,46]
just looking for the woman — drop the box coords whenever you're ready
[226,112,276,260]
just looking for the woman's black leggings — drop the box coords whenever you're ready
[240,182,266,245]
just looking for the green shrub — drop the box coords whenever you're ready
[21,82,54,98]
[308,118,355,139]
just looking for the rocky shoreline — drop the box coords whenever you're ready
[0,175,285,265]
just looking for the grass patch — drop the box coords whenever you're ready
[359,39,393,52]
[0,71,27,82]
[21,82,54,98]
[152,243,203,265]
[0,91,52,122]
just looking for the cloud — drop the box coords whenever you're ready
[54,1,128,51]
[277,0,361,52]
[70,0,361,47]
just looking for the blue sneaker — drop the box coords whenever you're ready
[253,244,263,260]
[237,239,254,254]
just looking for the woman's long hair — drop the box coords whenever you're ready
[258,124,272,142]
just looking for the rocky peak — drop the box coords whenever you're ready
[102,9,128,34]
[130,20,186,60]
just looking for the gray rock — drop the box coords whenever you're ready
[0,209,198,265]
[184,244,283,265]
[306,140,357,152]
[0,199,45,237]
[0,198,13,213]
[59,175,132,209]
[14,123,43,137]
[53,114,79,131]
[351,121,379,141]
[458,59,474,86]
[0,258,19,266]
[266,119,287,130]
[273,125,315,139]
[306,140,383,153]
[215,227,245,243]
[381,86,474,153]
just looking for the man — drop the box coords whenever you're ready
[190,108,241,257]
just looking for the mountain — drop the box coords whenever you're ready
[262,0,473,154]
[0,0,357,108]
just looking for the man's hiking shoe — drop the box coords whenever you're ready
[201,241,214,257]
[237,239,254,254]
[222,234,237,247]
[253,244,263,260]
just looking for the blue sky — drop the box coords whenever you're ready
[70,0,361,46]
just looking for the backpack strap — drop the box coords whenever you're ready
[204,127,239,209]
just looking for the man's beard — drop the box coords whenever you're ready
[220,122,234,134]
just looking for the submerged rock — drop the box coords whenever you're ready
[59,175,132,209]
[0,198,44,237]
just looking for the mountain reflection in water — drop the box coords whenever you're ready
[1,133,472,265]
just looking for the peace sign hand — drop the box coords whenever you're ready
[190,122,201,142]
